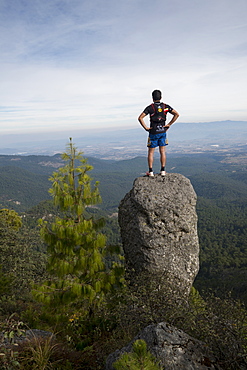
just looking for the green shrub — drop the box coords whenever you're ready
[113,339,162,370]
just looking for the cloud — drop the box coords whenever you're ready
[0,0,247,134]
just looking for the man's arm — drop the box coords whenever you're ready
[138,112,150,131]
[164,109,179,129]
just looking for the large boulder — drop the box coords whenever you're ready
[105,322,221,370]
[118,173,199,297]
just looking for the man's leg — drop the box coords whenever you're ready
[148,147,155,172]
[159,146,166,168]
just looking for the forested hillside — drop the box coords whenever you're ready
[0,166,50,211]
[0,152,247,303]
[0,149,247,369]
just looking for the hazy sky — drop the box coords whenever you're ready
[1,0,247,135]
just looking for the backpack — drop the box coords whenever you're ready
[149,103,169,134]
[150,102,169,123]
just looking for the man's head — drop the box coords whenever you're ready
[152,90,162,101]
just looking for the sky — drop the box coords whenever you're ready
[0,0,247,136]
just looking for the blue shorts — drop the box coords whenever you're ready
[147,133,168,148]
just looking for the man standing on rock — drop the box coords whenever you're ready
[138,90,179,177]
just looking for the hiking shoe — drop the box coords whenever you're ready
[146,171,154,177]
[160,170,166,176]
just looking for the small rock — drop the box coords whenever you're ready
[105,322,222,370]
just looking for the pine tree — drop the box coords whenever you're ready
[113,339,162,370]
[0,208,22,232]
[33,139,124,316]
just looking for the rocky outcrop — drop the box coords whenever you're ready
[105,322,221,370]
[118,173,199,298]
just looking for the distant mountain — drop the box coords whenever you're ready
[0,120,246,155]
[0,165,50,211]
[0,151,247,212]
[169,120,247,143]
[0,154,147,212]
